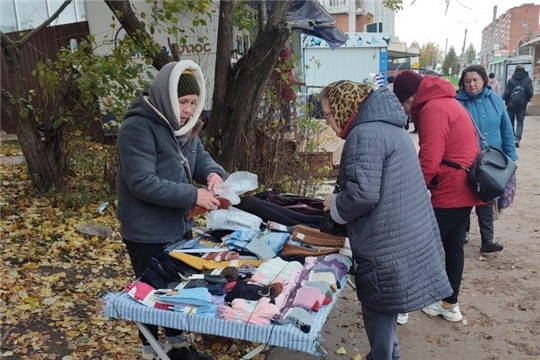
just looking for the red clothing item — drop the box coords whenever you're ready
[270,47,296,102]
[410,76,484,208]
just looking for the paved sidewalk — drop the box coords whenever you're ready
[0,131,24,165]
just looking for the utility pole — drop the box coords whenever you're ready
[459,29,467,75]
[488,5,497,64]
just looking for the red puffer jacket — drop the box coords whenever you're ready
[410,76,484,208]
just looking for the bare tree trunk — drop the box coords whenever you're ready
[208,0,292,170]
[2,43,63,191]
[206,0,233,155]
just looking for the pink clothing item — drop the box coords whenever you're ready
[292,286,323,312]
[125,280,169,310]
[231,297,279,318]
[489,79,501,95]
[218,298,280,325]
[250,272,286,286]
[274,268,303,309]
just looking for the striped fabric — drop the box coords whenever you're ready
[102,256,351,356]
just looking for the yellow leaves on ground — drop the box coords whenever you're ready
[0,162,268,360]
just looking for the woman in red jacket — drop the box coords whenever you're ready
[393,71,484,323]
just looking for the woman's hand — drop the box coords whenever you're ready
[323,193,335,212]
[197,188,221,210]
[206,173,224,191]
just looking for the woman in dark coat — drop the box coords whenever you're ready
[320,80,452,360]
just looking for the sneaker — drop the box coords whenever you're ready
[397,313,409,325]
[463,232,469,244]
[422,301,463,322]
[164,334,187,351]
[480,240,503,253]
[515,139,520,148]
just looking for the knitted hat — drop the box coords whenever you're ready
[177,71,200,97]
[393,70,423,103]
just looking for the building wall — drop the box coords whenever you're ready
[481,3,540,66]
[84,1,222,110]
[332,13,368,32]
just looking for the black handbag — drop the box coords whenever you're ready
[319,184,348,237]
[442,113,517,203]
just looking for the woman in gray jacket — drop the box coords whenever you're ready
[321,80,452,360]
[116,60,227,359]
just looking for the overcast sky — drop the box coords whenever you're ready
[394,0,527,54]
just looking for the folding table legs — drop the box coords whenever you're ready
[239,343,268,359]
[135,322,171,360]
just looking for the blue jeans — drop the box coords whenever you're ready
[507,107,526,140]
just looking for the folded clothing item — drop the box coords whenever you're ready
[224,279,282,303]
[309,271,338,291]
[245,240,276,260]
[201,250,239,262]
[292,225,346,247]
[304,280,333,295]
[188,196,231,219]
[292,286,323,312]
[173,275,227,296]
[279,242,339,257]
[283,307,314,333]
[201,266,239,281]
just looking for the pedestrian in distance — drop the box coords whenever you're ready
[116,60,227,360]
[502,64,533,148]
[488,72,502,95]
[456,65,518,253]
[320,79,452,360]
[393,70,484,323]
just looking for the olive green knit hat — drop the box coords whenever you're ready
[177,71,200,97]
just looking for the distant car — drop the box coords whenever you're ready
[422,69,442,77]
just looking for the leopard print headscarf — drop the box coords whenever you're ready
[325,80,376,129]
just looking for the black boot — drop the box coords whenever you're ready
[480,240,503,253]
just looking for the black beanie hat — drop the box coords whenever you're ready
[177,71,200,97]
[393,70,423,103]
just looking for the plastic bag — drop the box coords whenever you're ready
[214,171,258,205]
[206,207,262,230]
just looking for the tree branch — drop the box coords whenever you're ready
[0,31,16,52]
[19,0,73,47]
[104,0,172,70]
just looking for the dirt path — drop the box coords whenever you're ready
[267,116,540,360]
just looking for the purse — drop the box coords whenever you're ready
[319,184,348,237]
[442,112,517,203]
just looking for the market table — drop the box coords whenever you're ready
[102,256,351,359]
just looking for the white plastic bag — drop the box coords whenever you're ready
[206,207,262,230]
[214,171,258,205]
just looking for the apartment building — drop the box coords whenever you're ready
[480,3,540,66]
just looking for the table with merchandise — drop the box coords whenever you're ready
[102,222,352,359]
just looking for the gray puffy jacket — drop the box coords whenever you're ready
[332,87,452,313]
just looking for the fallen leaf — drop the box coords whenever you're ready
[336,347,347,355]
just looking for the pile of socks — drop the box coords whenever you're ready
[218,297,280,325]
[251,257,304,285]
